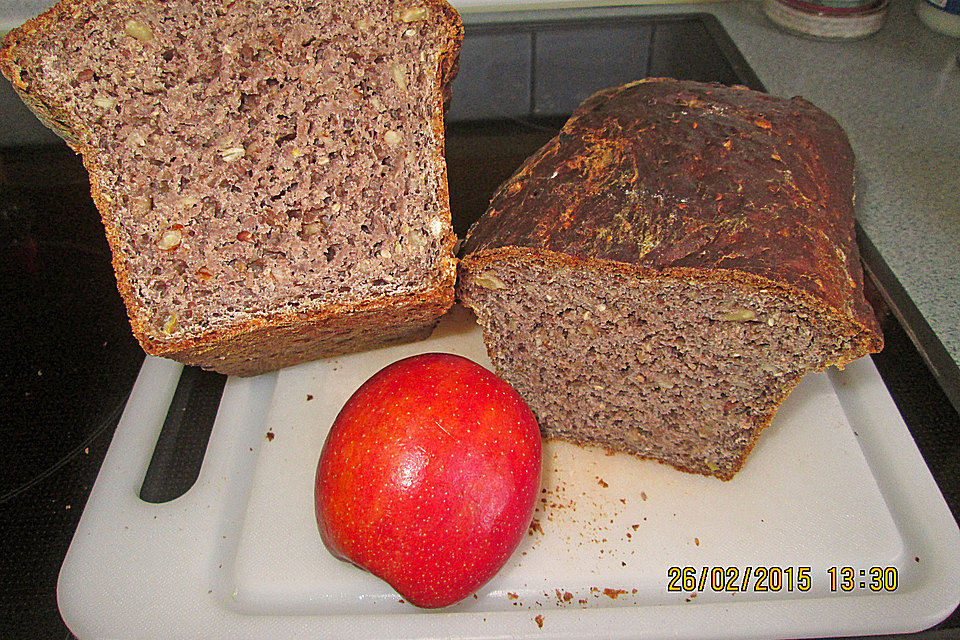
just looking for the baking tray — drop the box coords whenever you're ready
[57,306,960,639]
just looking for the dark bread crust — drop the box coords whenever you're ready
[1,0,463,376]
[459,79,883,480]
[462,79,882,350]
[462,79,880,350]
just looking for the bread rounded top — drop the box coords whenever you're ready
[461,78,881,346]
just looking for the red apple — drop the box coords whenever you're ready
[314,352,542,608]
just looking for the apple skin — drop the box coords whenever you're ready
[314,352,542,609]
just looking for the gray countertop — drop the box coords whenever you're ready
[3,0,959,403]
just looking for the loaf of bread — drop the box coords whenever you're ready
[458,78,883,480]
[0,0,462,376]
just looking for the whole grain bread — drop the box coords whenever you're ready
[1,0,462,376]
[458,78,883,480]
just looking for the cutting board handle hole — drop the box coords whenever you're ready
[139,366,227,503]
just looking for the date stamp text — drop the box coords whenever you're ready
[666,566,899,593]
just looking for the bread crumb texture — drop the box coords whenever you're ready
[1,0,462,373]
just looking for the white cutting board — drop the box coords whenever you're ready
[58,305,960,639]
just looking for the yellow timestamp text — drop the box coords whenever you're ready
[666,566,812,593]
[828,566,899,592]
[666,566,900,593]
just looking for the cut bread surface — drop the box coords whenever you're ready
[1,0,462,374]
[460,251,870,480]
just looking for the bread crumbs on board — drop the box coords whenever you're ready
[504,442,656,609]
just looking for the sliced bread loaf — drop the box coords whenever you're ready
[0,0,462,375]
[458,78,883,480]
